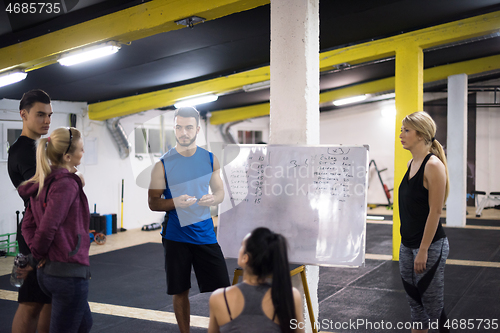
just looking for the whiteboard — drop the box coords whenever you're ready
[217,144,369,267]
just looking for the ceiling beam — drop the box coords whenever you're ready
[0,0,270,72]
[209,102,270,125]
[319,77,395,105]
[88,10,500,120]
[88,67,270,120]
[209,54,500,125]
[319,10,500,69]
[320,53,500,103]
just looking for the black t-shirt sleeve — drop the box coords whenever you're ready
[7,136,37,189]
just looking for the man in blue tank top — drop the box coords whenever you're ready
[148,107,230,332]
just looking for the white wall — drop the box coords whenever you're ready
[205,115,271,166]
[320,100,397,205]
[476,92,500,203]
[0,99,87,235]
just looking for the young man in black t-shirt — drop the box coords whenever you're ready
[7,89,53,333]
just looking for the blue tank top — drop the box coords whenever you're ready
[160,146,217,244]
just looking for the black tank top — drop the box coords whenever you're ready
[399,153,446,248]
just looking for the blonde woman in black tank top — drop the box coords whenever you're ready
[398,111,450,333]
[208,228,304,333]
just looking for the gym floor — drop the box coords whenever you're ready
[0,206,499,333]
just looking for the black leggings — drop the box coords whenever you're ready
[399,237,450,332]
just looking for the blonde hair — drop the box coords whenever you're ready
[402,111,449,201]
[23,127,81,197]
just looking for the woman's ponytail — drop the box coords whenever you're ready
[430,139,450,201]
[22,137,52,197]
[270,234,295,333]
[245,227,296,333]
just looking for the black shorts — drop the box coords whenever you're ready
[18,267,52,304]
[162,238,230,295]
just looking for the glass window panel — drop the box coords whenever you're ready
[255,131,263,143]
[7,129,22,150]
[148,129,161,153]
[245,131,252,144]
[135,128,147,154]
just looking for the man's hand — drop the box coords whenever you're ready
[173,195,198,209]
[37,258,47,269]
[198,194,216,206]
[15,265,33,280]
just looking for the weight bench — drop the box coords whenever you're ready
[473,190,500,217]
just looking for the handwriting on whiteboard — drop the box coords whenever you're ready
[226,148,366,206]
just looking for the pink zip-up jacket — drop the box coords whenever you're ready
[19,167,90,279]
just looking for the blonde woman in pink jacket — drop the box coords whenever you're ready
[19,127,92,333]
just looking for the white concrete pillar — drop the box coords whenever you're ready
[270,0,319,331]
[446,74,468,227]
[270,0,320,145]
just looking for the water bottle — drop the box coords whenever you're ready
[10,253,29,288]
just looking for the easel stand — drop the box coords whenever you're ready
[233,265,317,333]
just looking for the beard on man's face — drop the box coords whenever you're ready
[176,134,197,147]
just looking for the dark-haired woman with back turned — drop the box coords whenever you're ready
[208,227,304,333]
[399,111,450,333]
[18,127,92,333]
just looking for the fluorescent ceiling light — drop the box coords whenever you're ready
[58,42,120,66]
[0,69,27,88]
[174,94,218,109]
[333,95,368,106]
[243,80,270,92]
[175,16,205,28]
[370,92,395,102]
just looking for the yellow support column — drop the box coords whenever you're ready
[393,43,423,260]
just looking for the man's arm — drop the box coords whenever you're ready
[198,155,225,207]
[7,143,36,189]
[15,203,36,276]
[20,202,36,250]
[148,161,196,211]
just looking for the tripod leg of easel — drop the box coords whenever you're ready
[232,268,242,285]
[299,267,317,333]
